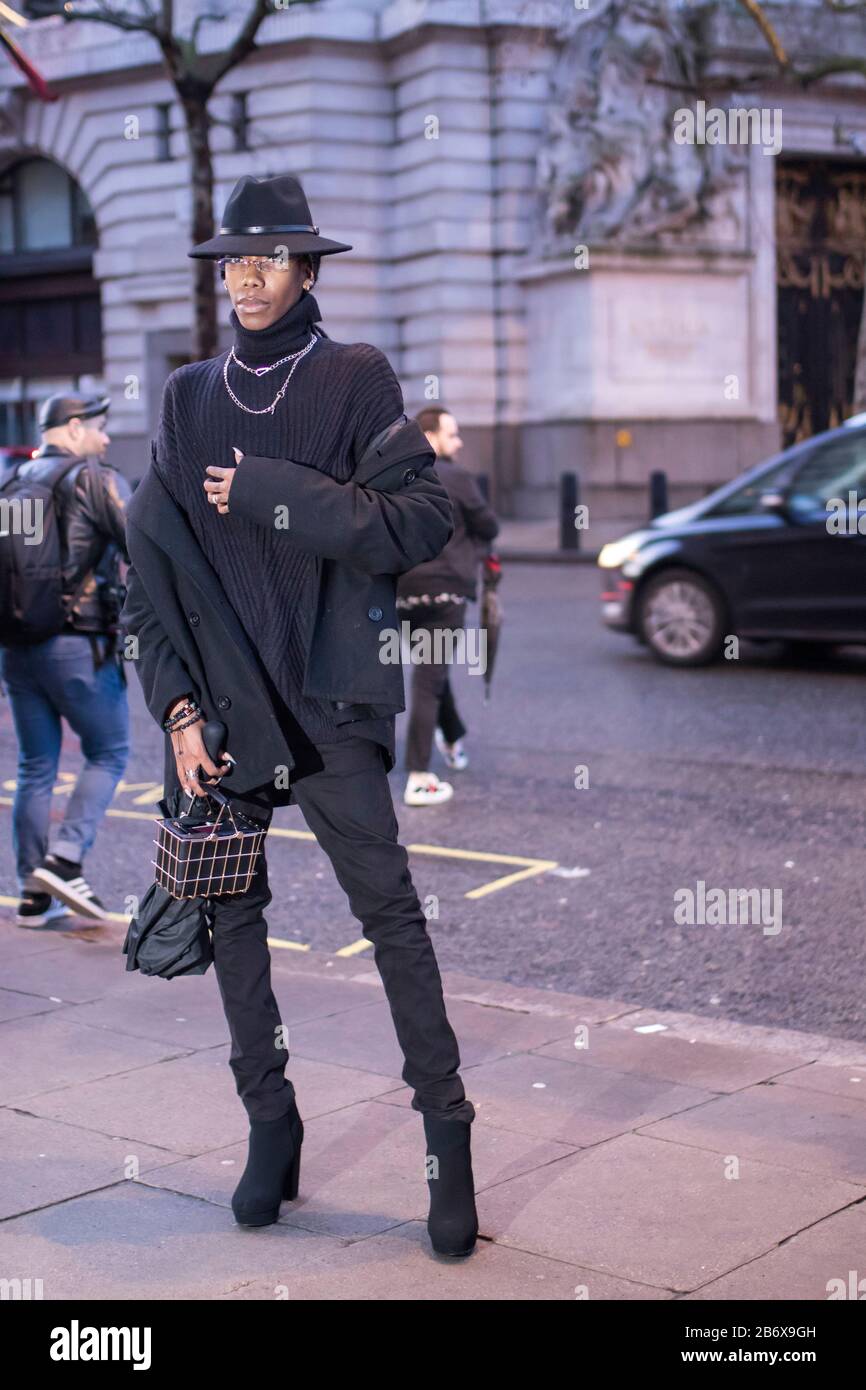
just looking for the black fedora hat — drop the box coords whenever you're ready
[188,173,352,259]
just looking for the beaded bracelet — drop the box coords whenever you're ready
[168,712,204,736]
[163,699,203,732]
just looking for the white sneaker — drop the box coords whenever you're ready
[434,728,468,771]
[403,771,454,806]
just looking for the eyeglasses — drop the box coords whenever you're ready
[217,255,298,274]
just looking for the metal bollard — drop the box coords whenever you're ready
[649,469,668,519]
[560,471,580,551]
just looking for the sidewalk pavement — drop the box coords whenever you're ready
[1,911,864,1301]
[493,516,641,563]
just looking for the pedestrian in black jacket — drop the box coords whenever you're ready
[396,407,499,805]
[119,174,479,1257]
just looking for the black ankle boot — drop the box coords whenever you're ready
[232,1101,304,1228]
[423,1113,478,1257]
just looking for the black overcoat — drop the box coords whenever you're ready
[119,413,453,797]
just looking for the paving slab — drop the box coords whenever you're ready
[0,1181,340,1300]
[23,1047,404,1156]
[0,930,134,1004]
[535,1027,806,1094]
[379,1050,715,1147]
[768,1060,866,1104]
[0,1108,179,1221]
[289,995,575,1078]
[684,1206,866,1300]
[474,1132,862,1293]
[0,1013,185,1107]
[68,977,239,1050]
[0,928,79,962]
[215,1222,674,1301]
[0,986,65,1025]
[642,1082,866,1186]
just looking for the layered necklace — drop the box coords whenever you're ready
[223,331,319,415]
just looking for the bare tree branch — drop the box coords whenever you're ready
[736,0,790,68]
[799,55,866,84]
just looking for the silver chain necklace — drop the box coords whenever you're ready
[223,332,318,415]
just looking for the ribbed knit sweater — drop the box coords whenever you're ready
[151,288,403,761]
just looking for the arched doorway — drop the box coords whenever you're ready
[776,158,866,447]
[0,156,102,445]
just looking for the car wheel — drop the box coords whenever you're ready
[637,570,726,667]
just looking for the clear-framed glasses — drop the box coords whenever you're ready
[217,255,297,274]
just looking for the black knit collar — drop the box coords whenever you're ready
[229,288,323,364]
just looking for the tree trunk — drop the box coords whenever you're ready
[182,95,218,362]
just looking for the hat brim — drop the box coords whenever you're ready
[188,232,352,259]
[67,397,111,423]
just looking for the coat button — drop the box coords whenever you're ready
[403,468,416,484]
[367,606,383,621]
[217,695,232,710]
[188,611,200,625]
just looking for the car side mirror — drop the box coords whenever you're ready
[759,489,789,518]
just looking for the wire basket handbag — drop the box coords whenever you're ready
[152,721,267,899]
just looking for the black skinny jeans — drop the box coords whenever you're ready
[208,735,475,1125]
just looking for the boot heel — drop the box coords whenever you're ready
[282,1121,304,1200]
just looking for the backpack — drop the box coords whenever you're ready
[0,454,93,646]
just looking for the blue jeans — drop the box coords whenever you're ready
[0,633,130,891]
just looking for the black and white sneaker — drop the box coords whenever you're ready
[15,891,71,928]
[28,854,112,922]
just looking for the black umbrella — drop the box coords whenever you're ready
[121,721,234,979]
[122,785,215,978]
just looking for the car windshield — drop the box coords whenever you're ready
[706,428,866,518]
[785,431,866,514]
[705,454,800,517]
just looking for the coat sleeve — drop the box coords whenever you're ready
[73,458,132,563]
[228,446,453,576]
[119,539,196,727]
[226,347,454,576]
[458,471,499,544]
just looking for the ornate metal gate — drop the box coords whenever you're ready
[776,160,866,447]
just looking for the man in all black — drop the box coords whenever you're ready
[123,175,478,1256]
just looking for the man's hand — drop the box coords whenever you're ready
[170,716,231,798]
[204,449,243,513]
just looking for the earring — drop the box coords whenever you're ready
[303,279,313,290]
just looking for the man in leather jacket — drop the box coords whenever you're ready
[0,394,131,926]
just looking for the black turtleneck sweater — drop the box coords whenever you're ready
[151,288,403,761]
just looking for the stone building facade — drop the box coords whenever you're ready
[1,0,866,521]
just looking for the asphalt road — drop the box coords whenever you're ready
[2,563,865,1044]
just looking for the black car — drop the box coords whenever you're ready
[598,415,866,666]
